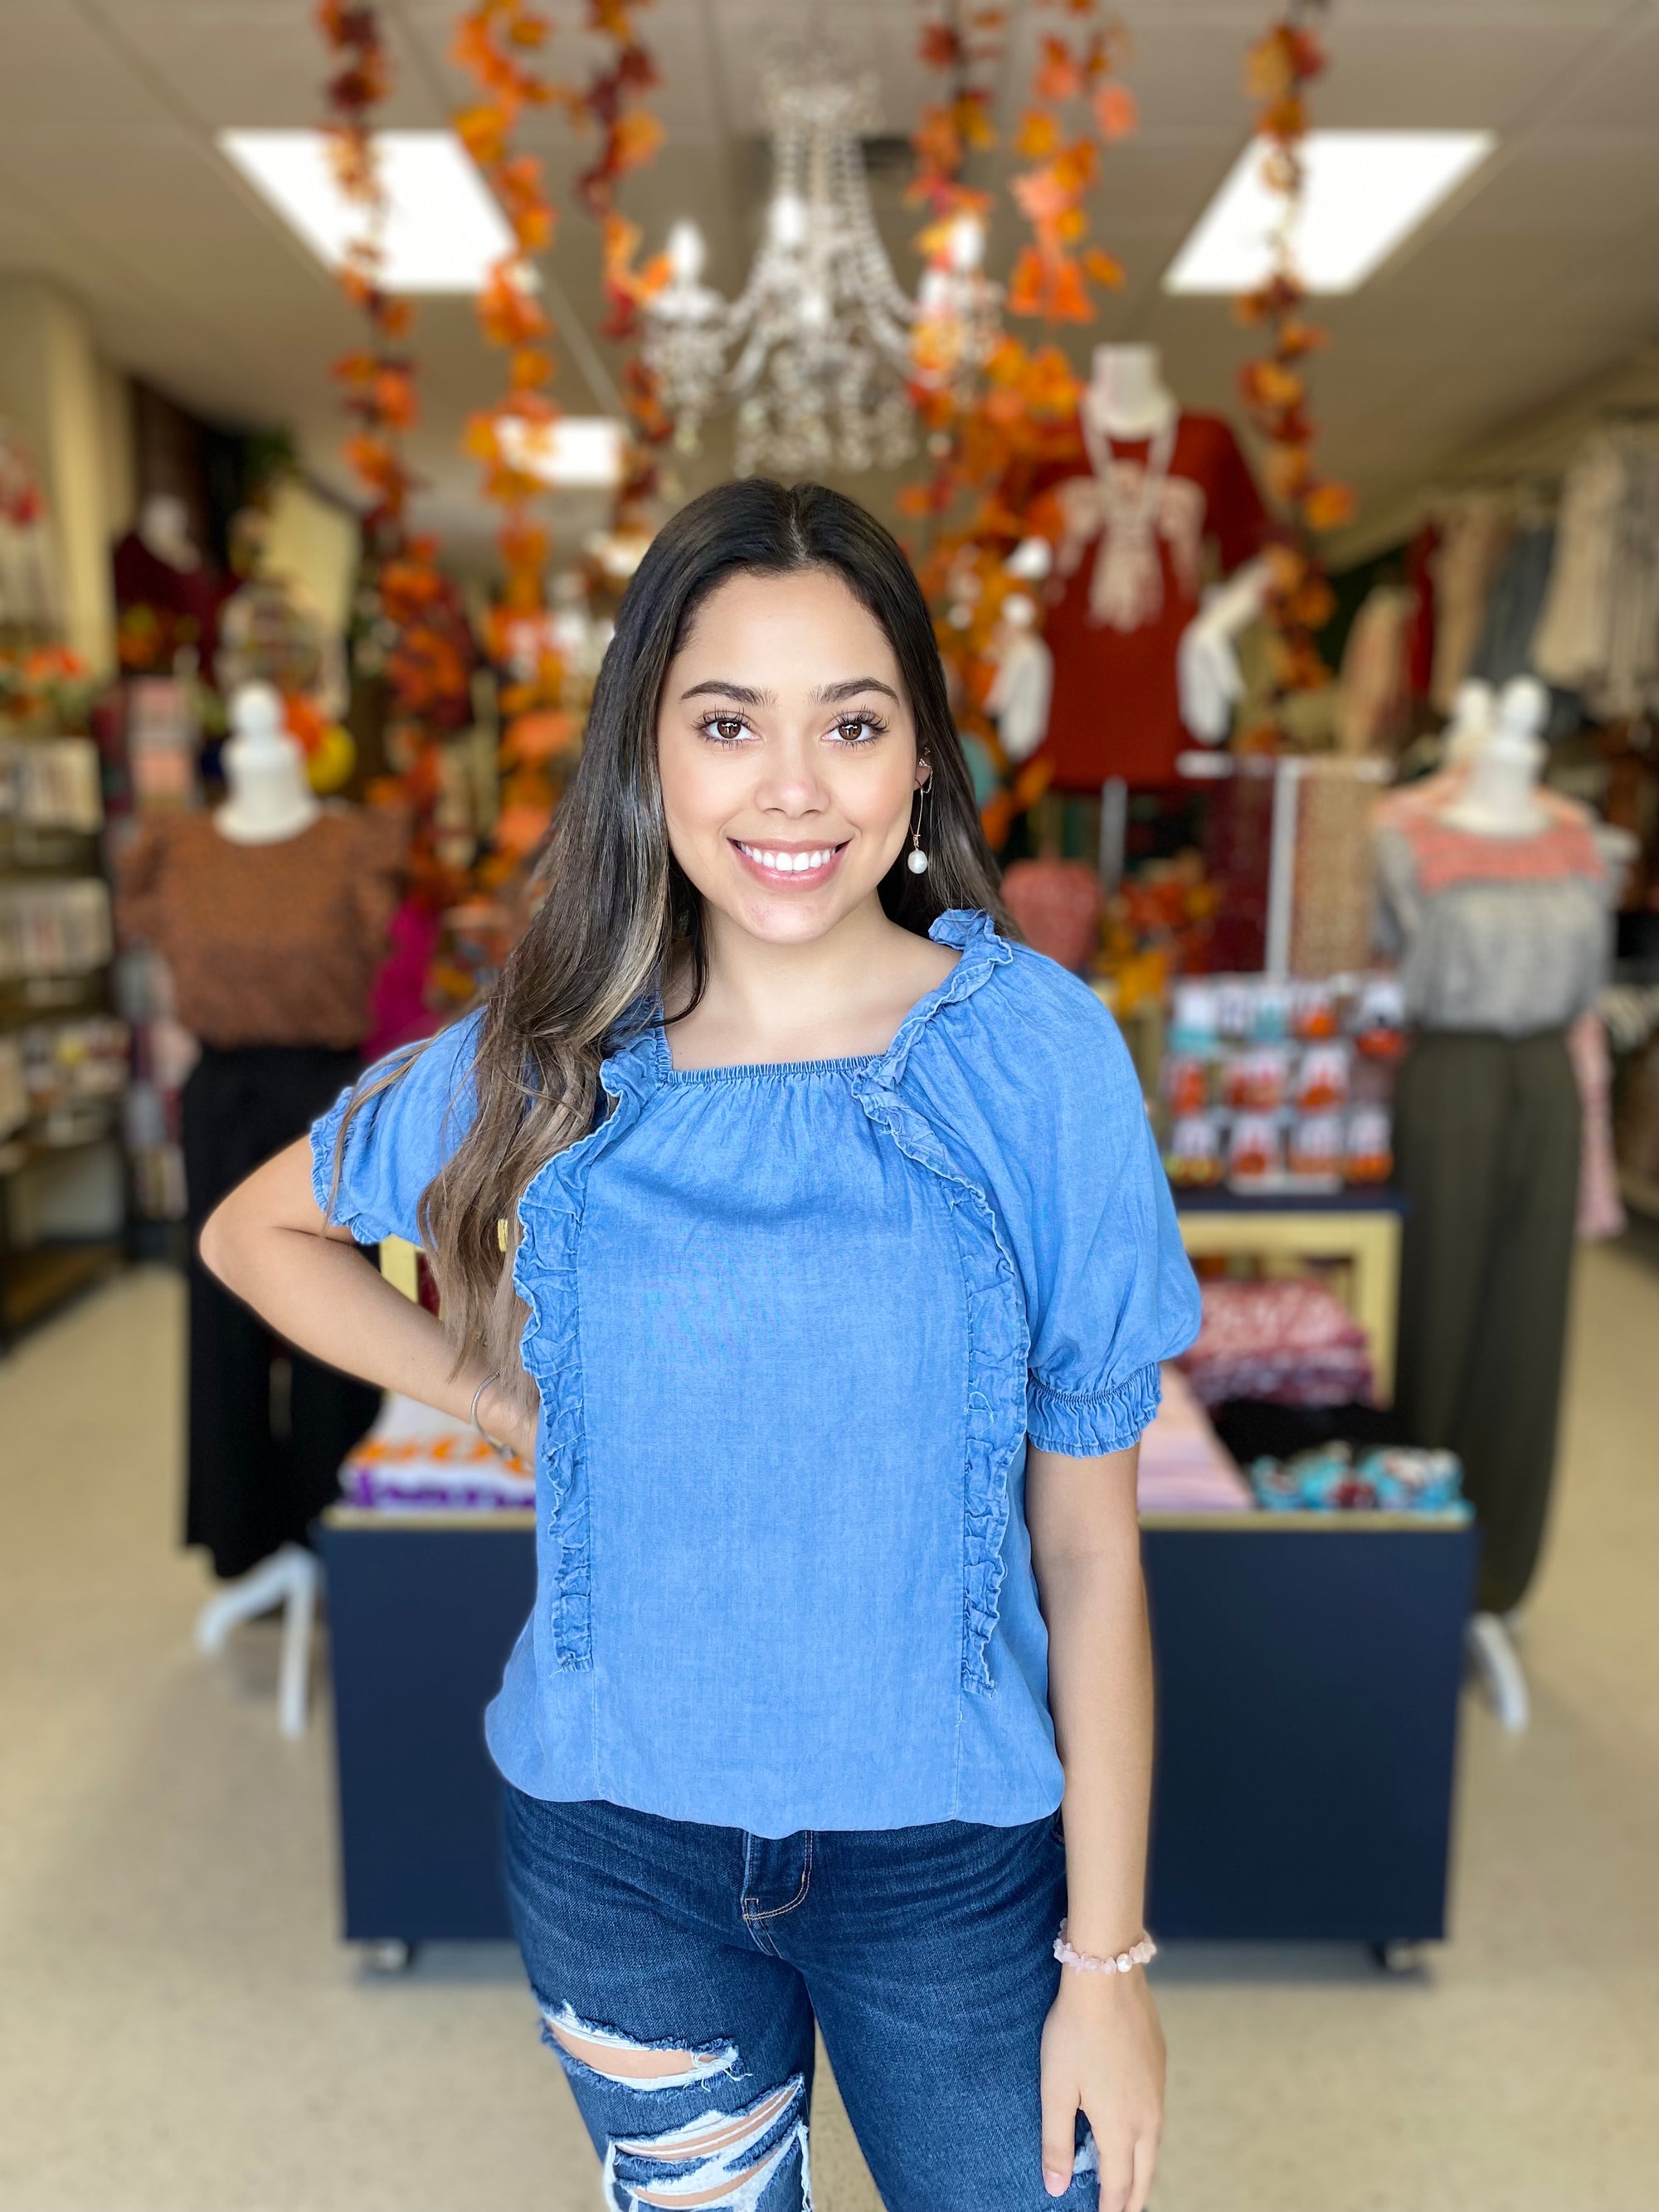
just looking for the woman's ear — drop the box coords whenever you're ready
[914,755,933,790]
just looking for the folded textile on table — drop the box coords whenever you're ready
[1177,1277,1376,1408]
[339,1392,533,1511]
[1248,1441,1468,1515]
[1136,1363,1253,1510]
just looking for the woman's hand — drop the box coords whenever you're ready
[1039,1964,1165,2210]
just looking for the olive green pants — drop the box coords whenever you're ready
[1394,1029,1581,1614]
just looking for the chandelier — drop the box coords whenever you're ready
[642,56,1000,477]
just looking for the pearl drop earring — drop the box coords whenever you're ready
[907,770,932,876]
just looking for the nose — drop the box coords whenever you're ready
[753,728,830,819]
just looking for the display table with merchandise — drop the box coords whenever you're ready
[1175,1188,1404,1403]
[319,1402,1474,1964]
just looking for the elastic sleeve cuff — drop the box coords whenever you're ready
[1026,1362,1162,1456]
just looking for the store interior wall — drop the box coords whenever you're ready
[0,275,120,673]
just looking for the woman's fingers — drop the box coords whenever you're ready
[1097,2140,1136,2212]
[1127,2127,1160,2212]
[1039,2062,1078,2198]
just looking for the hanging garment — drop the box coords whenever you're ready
[1532,426,1659,716]
[1568,1009,1626,1242]
[112,527,233,678]
[118,808,406,1049]
[1428,494,1514,714]
[1469,523,1556,685]
[1404,523,1438,700]
[1027,411,1267,791]
[183,1044,382,1579]
[1393,1030,1580,1615]
[1335,583,1414,756]
[1292,765,1381,978]
[0,422,61,629]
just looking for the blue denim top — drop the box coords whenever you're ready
[312,910,1200,1836]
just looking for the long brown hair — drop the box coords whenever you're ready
[364,479,1010,1402]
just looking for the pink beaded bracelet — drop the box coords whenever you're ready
[1053,1920,1158,1976]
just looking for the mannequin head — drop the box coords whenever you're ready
[1443,678,1497,767]
[216,681,321,846]
[1442,676,1548,837]
[1085,346,1178,440]
[137,493,202,574]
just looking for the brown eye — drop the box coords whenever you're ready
[707,716,747,743]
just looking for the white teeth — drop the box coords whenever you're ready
[739,843,834,874]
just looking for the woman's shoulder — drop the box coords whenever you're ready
[915,911,1141,1121]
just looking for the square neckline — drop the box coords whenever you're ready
[654,945,964,1082]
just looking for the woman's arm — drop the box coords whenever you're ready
[198,1138,533,1457]
[1026,1439,1163,2212]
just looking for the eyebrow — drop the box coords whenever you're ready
[815,678,902,705]
[677,676,902,707]
[678,679,776,706]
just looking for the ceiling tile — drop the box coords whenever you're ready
[0,6,187,140]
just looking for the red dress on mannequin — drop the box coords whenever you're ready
[1029,411,1266,792]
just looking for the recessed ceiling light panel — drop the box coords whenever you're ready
[219,129,515,294]
[497,416,626,489]
[1164,129,1496,296]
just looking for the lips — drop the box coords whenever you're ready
[731,839,847,888]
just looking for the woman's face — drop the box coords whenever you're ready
[656,568,930,946]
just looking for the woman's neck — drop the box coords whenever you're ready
[666,896,957,1070]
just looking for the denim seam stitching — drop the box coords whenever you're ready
[747,1832,813,1920]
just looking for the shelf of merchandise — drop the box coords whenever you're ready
[0,731,128,1341]
[1174,1188,1404,1402]
[317,1500,1473,1956]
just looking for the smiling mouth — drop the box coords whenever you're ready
[731,839,849,886]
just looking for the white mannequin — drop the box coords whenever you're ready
[1441,675,1548,836]
[136,492,202,575]
[1443,677,1497,768]
[984,593,1054,765]
[1081,343,1176,441]
[1014,344,1267,746]
[215,681,320,846]
[197,679,326,1725]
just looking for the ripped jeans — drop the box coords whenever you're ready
[503,1787,1097,2212]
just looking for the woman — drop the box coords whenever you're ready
[202,479,1199,2212]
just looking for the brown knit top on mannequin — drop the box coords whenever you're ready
[119,808,408,1050]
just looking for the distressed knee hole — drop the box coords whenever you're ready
[604,2074,810,2212]
[540,2003,740,2093]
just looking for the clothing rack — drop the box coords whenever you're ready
[1174,752,1390,978]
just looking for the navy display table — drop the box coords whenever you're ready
[319,1509,1475,1955]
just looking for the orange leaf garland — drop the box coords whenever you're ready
[1004,1,1133,336]
[316,2,471,912]
[1233,0,1351,732]
[451,0,577,887]
[898,5,1138,844]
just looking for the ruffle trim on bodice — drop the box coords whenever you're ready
[852,910,1027,1695]
[513,1034,660,1670]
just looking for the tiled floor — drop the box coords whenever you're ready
[2,1237,1657,2210]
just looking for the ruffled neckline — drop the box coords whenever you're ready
[599,907,1012,1099]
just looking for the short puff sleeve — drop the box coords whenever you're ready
[309,1010,483,1247]
[999,960,1200,1455]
